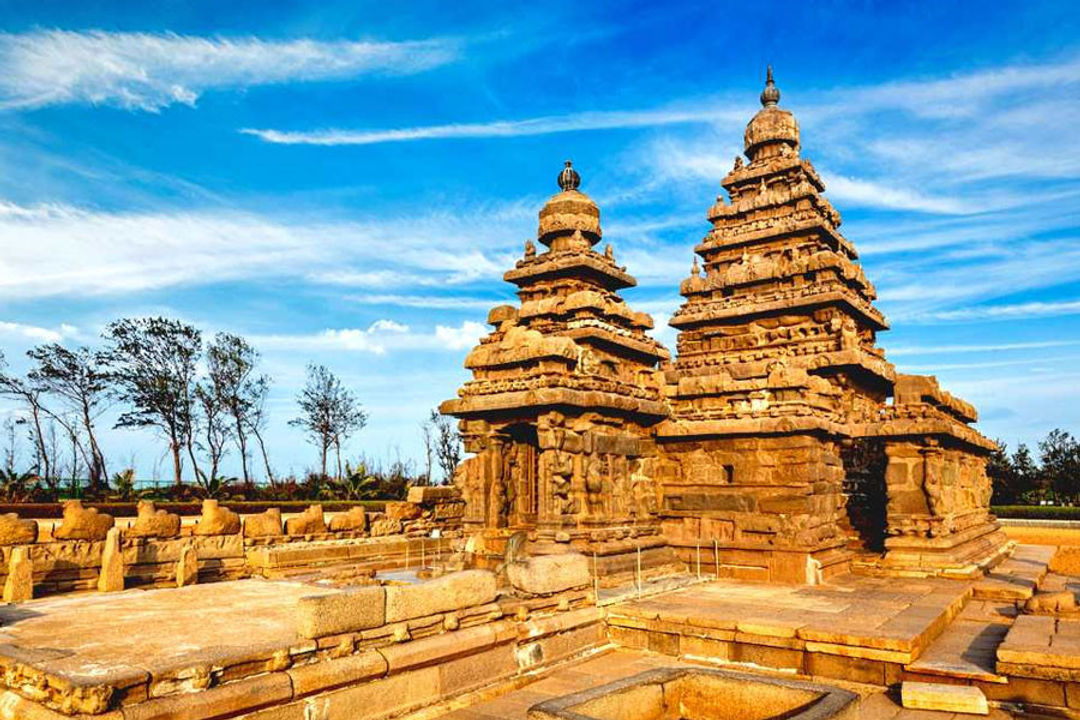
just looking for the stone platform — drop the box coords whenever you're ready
[606,574,971,682]
[0,579,335,713]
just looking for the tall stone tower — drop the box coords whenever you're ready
[654,69,1004,581]
[441,163,678,577]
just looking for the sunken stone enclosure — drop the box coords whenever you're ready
[442,68,1005,584]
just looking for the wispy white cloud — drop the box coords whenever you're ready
[0,320,78,343]
[241,106,744,145]
[0,30,459,111]
[253,319,485,354]
[0,198,527,299]
[901,299,1080,324]
[343,293,505,310]
[889,339,1080,356]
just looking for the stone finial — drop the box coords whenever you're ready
[557,160,580,191]
[3,546,33,602]
[691,256,700,276]
[760,65,780,107]
[98,527,124,593]
[524,239,536,258]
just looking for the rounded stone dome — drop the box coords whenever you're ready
[743,67,800,159]
[537,161,602,246]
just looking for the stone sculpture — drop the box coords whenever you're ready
[285,505,326,535]
[193,499,240,536]
[125,500,181,539]
[243,508,284,538]
[54,500,114,541]
[0,513,37,545]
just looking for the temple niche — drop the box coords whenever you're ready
[443,69,1006,584]
[440,162,680,580]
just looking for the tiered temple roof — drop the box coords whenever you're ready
[664,67,897,438]
[442,162,670,422]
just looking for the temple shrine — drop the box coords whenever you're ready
[443,68,1006,583]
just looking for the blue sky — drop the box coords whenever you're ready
[0,1,1078,481]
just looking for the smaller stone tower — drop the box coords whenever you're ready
[441,162,678,578]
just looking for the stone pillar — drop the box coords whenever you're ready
[3,546,33,602]
[98,527,124,593]
[177,543,198,587]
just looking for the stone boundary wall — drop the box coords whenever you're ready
[0,489,465,598]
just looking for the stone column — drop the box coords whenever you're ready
[177,543,198,587]
[3,546,33,602]
[98,527,124,593]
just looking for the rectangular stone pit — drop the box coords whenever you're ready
[527,667,858,720]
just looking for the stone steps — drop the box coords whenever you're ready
[971,544,1054,602]
[905,617,1010,684]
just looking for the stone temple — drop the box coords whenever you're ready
[1,71,1076,720]
[442,67,1006,584]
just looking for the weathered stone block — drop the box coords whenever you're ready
[296,586,386,639]
[328,507,366,533]
[384,569,497,623]
[122,671,293,720]
[287,651,387,697]
[901,681,988,715]
[506,553,590,595]
[384,501,422,523]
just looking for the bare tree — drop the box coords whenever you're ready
[26,344,111,490]
[290,364,367,479]
[1,417,16,473]
[0,353,50,480]
[429,409,462,484]
[104,317,202,486]
[194,380,232,488]
[246,383,275,484]
[205,333,272,486]
[420,416,435,486]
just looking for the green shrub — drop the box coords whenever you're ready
[993,505,1080,520]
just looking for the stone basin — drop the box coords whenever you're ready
[527,667,858,720]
